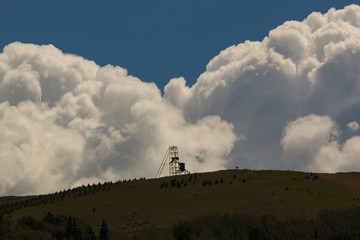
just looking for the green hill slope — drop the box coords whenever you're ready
[3,170,360,238]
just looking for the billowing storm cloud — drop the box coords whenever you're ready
[2,4,360,195]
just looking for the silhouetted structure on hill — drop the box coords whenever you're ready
[156,146,190,178]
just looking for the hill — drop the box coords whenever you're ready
[2,170,360,239]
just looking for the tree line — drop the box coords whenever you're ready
[172,207,360,240]
[0,211,108,240]
[0,178,146,215]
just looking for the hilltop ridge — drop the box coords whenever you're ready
[2,170,360,239]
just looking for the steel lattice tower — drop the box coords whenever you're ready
[155,146,189,178]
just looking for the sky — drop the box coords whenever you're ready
[1,0,356,89]
[1,1,360,196]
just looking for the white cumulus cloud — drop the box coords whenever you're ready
[165,4,360,170]
[281,114,360,172]
[347,121,359,131]
[0,43,236,195]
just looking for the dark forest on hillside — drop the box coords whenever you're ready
[1,208,360,239]
[0,212,109,240]
[172,208,360,240]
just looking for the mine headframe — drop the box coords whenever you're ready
[155,146,190,178]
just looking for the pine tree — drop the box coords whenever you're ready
[85,225,96,240]
[98,220,109,240]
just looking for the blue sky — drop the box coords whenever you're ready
[1,0,356,89]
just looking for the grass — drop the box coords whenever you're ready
[5,169,360,237]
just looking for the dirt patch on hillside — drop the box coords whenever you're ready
[319,172,360,195]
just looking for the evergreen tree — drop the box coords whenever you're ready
[66,216,82,239]
[98,220,109,240]
[85,225,96,240]
[65,216,74,238]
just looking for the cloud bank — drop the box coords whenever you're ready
[1,4,360,195]
[0,43,236,195]
[165,4,360,171]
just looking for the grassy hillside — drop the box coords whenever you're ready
[3,170,360,238]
